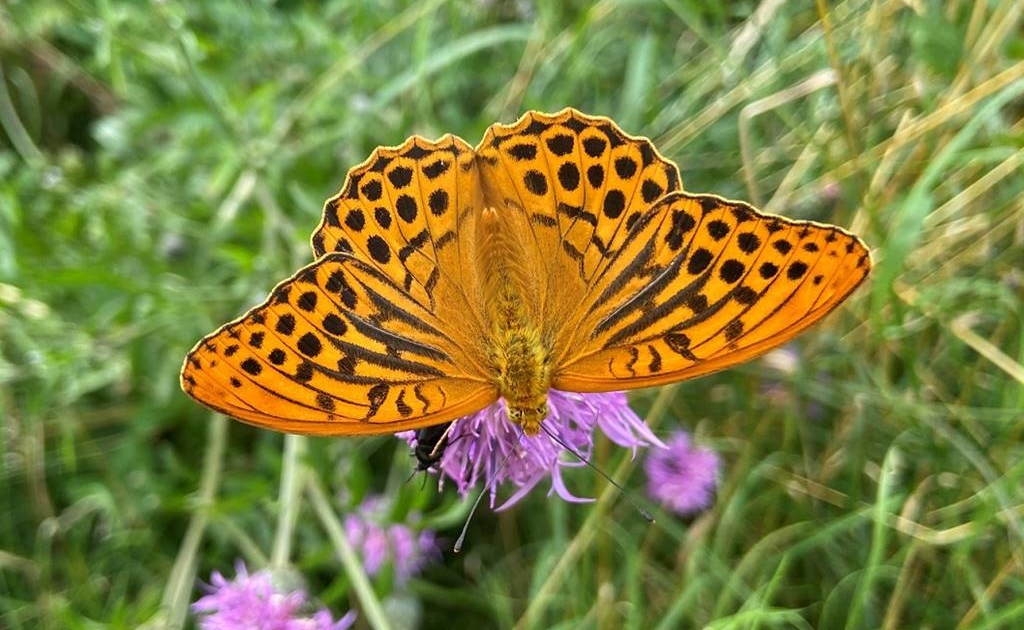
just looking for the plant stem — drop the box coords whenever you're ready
[306,473,393,630]
[514,386,677,629]
[159,414,228,629]
[271,433,306,570]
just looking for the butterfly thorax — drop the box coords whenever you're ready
[479,208,552,436]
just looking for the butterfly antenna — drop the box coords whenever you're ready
[453,484,489,553]
[454,439,519,553]
[539,423,654,523]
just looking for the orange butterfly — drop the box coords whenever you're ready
[181,109,870,436]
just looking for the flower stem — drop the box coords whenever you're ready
[514,386,677,629]
[306,473,393,630]
[271,433,306,570]
[159,414,228,629]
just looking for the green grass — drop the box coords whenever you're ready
[2,1,1022,628]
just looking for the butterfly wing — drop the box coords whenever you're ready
[475,108,684,330]
[473,108,868,392]
[181,254,498,435]
[312,134,489,336]
[552,192,871,391]
[182,135,498,435]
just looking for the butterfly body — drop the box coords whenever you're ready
[181,109,871,436]
[487,313,551,436]
[479,205,553,435]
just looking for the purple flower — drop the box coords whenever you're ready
[193,561,356,630]
[343,495,439,585]
[399,390,662,510]
[643,430,720,516]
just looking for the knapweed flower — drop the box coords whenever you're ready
[193,561,356,630]
[399,390,662,509]
[643,429,720,516]
[343,495,439,585]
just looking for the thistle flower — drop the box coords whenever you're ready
[399,390,662,509]
[343,495,439,585]
[193,561,356,630]
[643,430,720,516]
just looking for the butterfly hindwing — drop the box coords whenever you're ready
[181,254,498,435]
[552,192,871,391]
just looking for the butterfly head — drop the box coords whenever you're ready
[507,400,548,436]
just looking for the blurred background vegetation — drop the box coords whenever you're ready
[2,0,1022,628]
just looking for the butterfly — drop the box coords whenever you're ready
[180,108,871,437]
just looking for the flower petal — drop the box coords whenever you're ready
[400,390,660,510]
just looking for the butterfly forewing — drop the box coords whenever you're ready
[476,109,684,333]
[311,135,488,337]
[552,192,871,391]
